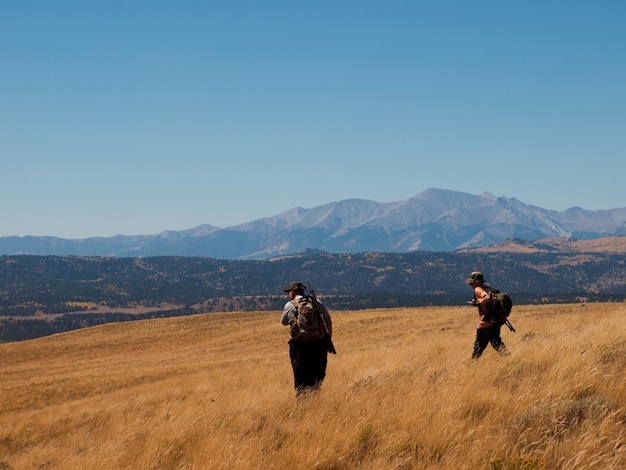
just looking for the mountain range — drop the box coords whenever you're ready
[3,188,626,259]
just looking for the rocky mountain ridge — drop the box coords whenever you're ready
[2,188,626,259]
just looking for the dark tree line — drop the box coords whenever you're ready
[0,308,194,342]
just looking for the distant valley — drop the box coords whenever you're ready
[1,237,625,342]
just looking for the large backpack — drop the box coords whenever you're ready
[486,287,513,323]
[290,295,327,342]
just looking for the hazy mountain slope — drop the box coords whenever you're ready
[1,189,625,259]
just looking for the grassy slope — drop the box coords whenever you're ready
[1,303,625,469]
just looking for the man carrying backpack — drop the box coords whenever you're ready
[465,271,510,359]
[281,281,333,396]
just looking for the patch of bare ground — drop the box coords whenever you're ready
[1,302,625,469]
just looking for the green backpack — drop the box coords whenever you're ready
[486,288,513,323]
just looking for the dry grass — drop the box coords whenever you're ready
[1,303,626,469]
[468,236,626,254]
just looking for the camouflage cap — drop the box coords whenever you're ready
[284,281,306,292]
[465,271,485,284]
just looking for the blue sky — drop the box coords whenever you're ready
[2,1,625,238]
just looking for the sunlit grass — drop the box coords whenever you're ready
[1,303,625,469]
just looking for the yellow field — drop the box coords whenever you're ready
[1,302,625,469]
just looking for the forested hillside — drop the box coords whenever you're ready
[1,248,624,342]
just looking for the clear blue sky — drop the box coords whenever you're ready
[2,1,625,238]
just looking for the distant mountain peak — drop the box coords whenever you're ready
[1,189,625,259]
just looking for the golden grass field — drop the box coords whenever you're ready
[1,302,625,469]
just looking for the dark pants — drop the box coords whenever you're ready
[289,338,328,394]
[472,324,509,359]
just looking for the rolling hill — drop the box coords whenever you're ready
[1,303,625,468]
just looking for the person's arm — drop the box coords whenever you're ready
[474,286,491,313]
[281,301,296,325]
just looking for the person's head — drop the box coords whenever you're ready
[465,271,485,287]
[284,281,306,299]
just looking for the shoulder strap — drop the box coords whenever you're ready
[290,295,306,315]
[484,286,500,297]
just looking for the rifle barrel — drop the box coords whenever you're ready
[306,280,337,354]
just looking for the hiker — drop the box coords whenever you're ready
[465,271,510,359]
[281,281,333,395]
